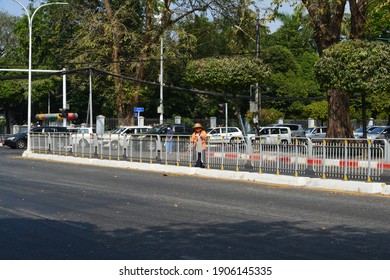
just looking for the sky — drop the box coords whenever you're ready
[0,0,294,33]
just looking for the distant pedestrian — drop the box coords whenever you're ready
[191,123,207,167]
[165,125,174,153]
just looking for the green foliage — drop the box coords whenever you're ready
[185,56,271,91]
[1,0,389,126]
[315,40,390,95]
[303,100,328,122]
[266,11,315,56]
[260,108,284,126]
[365,0,390,40]
[263,45,300,73]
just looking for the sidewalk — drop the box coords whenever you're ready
[23,151,390,196]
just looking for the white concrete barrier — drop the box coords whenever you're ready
[23,151,388,196]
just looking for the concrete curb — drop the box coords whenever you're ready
[23,151,389,196]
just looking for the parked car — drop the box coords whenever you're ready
[141,124,193,137]
[3,126,68,149]
[246,127,257,142]
[274,123,305,138]
[206,126,244,144]
[258,126,292,144]
[99,125,152,149]
[71,127,96,147]
[305,126,327,142]
[137,124,193,151]
[367,126,390,143]
[354,126,382,139]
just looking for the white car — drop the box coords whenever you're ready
[99,126,152,149]
[305,126,327,142]
[206,127,243,144]
[71,127,96,147]
[258,126,292,144]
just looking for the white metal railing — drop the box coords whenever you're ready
[29,133,388,182]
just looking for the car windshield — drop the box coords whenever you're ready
[112,128,126,134]
[354,128,363,133]
[143,126,161,134]
[369,127,384,134]
[259,129,269,135]
[367,126,379,132]
[305,128,314,134]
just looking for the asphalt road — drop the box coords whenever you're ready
[1,146,390,260]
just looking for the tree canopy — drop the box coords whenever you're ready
[0,0,389,133]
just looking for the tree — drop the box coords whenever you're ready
[315,40,390,137]
[303,100,328,125]
[185,56,271,126]
[0,12,19,58]
[266,10,315,56]
[271,0,389,137]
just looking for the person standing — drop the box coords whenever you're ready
[191,123,207,167]
[166,125,174,153]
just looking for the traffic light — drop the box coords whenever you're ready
[59,108,68,119]
[218,103,225,115]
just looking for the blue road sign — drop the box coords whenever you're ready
[134,107,144,112]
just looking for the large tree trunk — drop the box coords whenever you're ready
[349,0,369,137]
[302,0,355,138]
[326,88,354,138]
[302,0,346,55]
[349,0,369,39]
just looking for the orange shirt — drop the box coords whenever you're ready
[191,130,207,150]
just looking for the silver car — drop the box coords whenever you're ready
[367,126,390,143]
[305,126,327,142]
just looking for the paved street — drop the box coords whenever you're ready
[1,146,390,260]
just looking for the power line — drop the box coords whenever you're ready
[0,66,329,101]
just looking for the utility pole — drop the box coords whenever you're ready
[159,36,164,124]
[62,68,67,127]
[255,8,261,130]
[88,67,93,128]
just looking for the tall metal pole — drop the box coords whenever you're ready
[159,36,164,124]
[62,68,67,127]
[11,1,68,151]
[255,9,261,129]
[89,67,93,128]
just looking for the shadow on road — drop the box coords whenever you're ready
[1,217,389,260]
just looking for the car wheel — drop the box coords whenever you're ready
[230,137,243,144]
[280,139,288,145]
[110,140,120,150]
[147,140,155,151]
[15,139,26,149]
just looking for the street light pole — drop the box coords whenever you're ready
[159,36,164,125]
[255,8,261,129]
[11,0,68,151]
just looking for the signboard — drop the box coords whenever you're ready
[134,107,144,113]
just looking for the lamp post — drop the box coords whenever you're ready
[11,0,68,151]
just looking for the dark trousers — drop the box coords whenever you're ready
[195,152,205,167]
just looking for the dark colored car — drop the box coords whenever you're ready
[138,124,193,151]
[141,124,193,136]
[3,126,68,149]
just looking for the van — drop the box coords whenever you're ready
[274,124,305,138]
[206,127,244,144]
[99,125,152,149]
[258,126,292,144]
